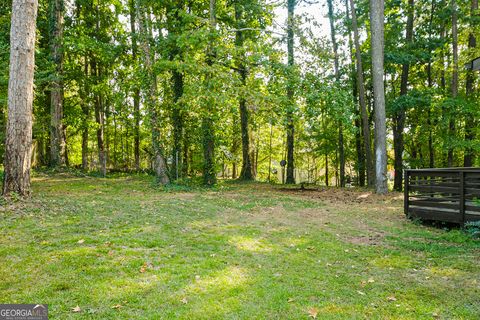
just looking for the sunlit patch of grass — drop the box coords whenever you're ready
[229,236,274,253]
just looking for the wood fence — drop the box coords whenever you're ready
[404,168,480,224]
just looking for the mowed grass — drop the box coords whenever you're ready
[0,174,479,319]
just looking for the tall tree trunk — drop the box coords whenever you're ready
[346,0,365,186]
[349,0,374,187]
[171,70,184,180]
[81,58,89,170]
[91,59,106,177]
[327,0,345,187]
[286,0,296,184]
[464,0,478,167]
[370,0,388,194]
[49,0,66,167]
[3,0,39,196]
[202,0,217,186]
[136,0,169,185]
[235,4,254,181]
[393,0,414,191]
[168,2,185,180]
[448,0,458,167]
[129,0,141,170]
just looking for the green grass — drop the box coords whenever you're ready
[0,174,479,319]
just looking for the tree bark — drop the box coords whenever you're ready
[286,0,295,184]
[129,0,141,170]
[167,2,185,180]
[464,0,478,167]
[235,4,254,181]
[136,0,169,185]
[202,0,217,186]
[3,0,39,196]
[448,0,458,167]
[370,0,388,194]
[49,0,66,167]
[327,0,345,187]
[349,0,374,187]
[393,0,414,191]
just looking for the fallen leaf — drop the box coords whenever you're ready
[77,239,85,244]
[367,278,375,283]
[308,307,319,319]
[181,298,188,304]
[72,306,81,313]
[387,296,397,302]
[287,298,295,303]
[111,304,122,309]
[356,193,371,200]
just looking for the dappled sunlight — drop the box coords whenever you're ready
[185,266,250,295]
[427,266,464,278]
[229,235,274,253]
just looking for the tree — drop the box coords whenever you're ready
[3,0,39,196]
[49,0,66,167]
[349,0,374,187]
[393,0,414,191]
[136,0,169,185]
[235,2,254,181]
[464,0,477,167]
[370,0,388,194]
[202,0,217,186]
[327,0,346,187]
[286,0,296,184]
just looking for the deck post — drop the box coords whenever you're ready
[460,171,465,225]
[404,170,409,216]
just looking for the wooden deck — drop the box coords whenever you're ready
[405,168,480,224]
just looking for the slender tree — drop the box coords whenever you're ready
[448,0,458,167]
[286,0,296,184]
[393,0,414,191]
[136,0,170,184]
[129,0,141,170]
[349,0,374,186]
[370,0,388,194]
[327,0,345,187]
[49,0,66,167]
[202,0,217,186]
[464,0,478,167]
[3,0,39,196]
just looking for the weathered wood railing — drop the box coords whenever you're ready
[405,168,480,224]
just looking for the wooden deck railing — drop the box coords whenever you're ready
[404,168,480,224]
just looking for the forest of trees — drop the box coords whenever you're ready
[0,0,479,196]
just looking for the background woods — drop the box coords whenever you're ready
[0,0,479,194]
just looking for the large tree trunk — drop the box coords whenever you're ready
[393,0,414,191]
[3,0,39,196]
[370,0,388,194]
[464,0,478,167]
[202,0,217,186]
[286,0,296,184]
[136,0,169,185]
[349,0,374,187]
[49,0,66,167]
[129,0,141,170]
[448,0,458,167]
[327,0,345,187]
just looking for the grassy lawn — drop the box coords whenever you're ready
[0,174,479,319]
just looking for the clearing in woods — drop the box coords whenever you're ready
[0,174,479,319]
